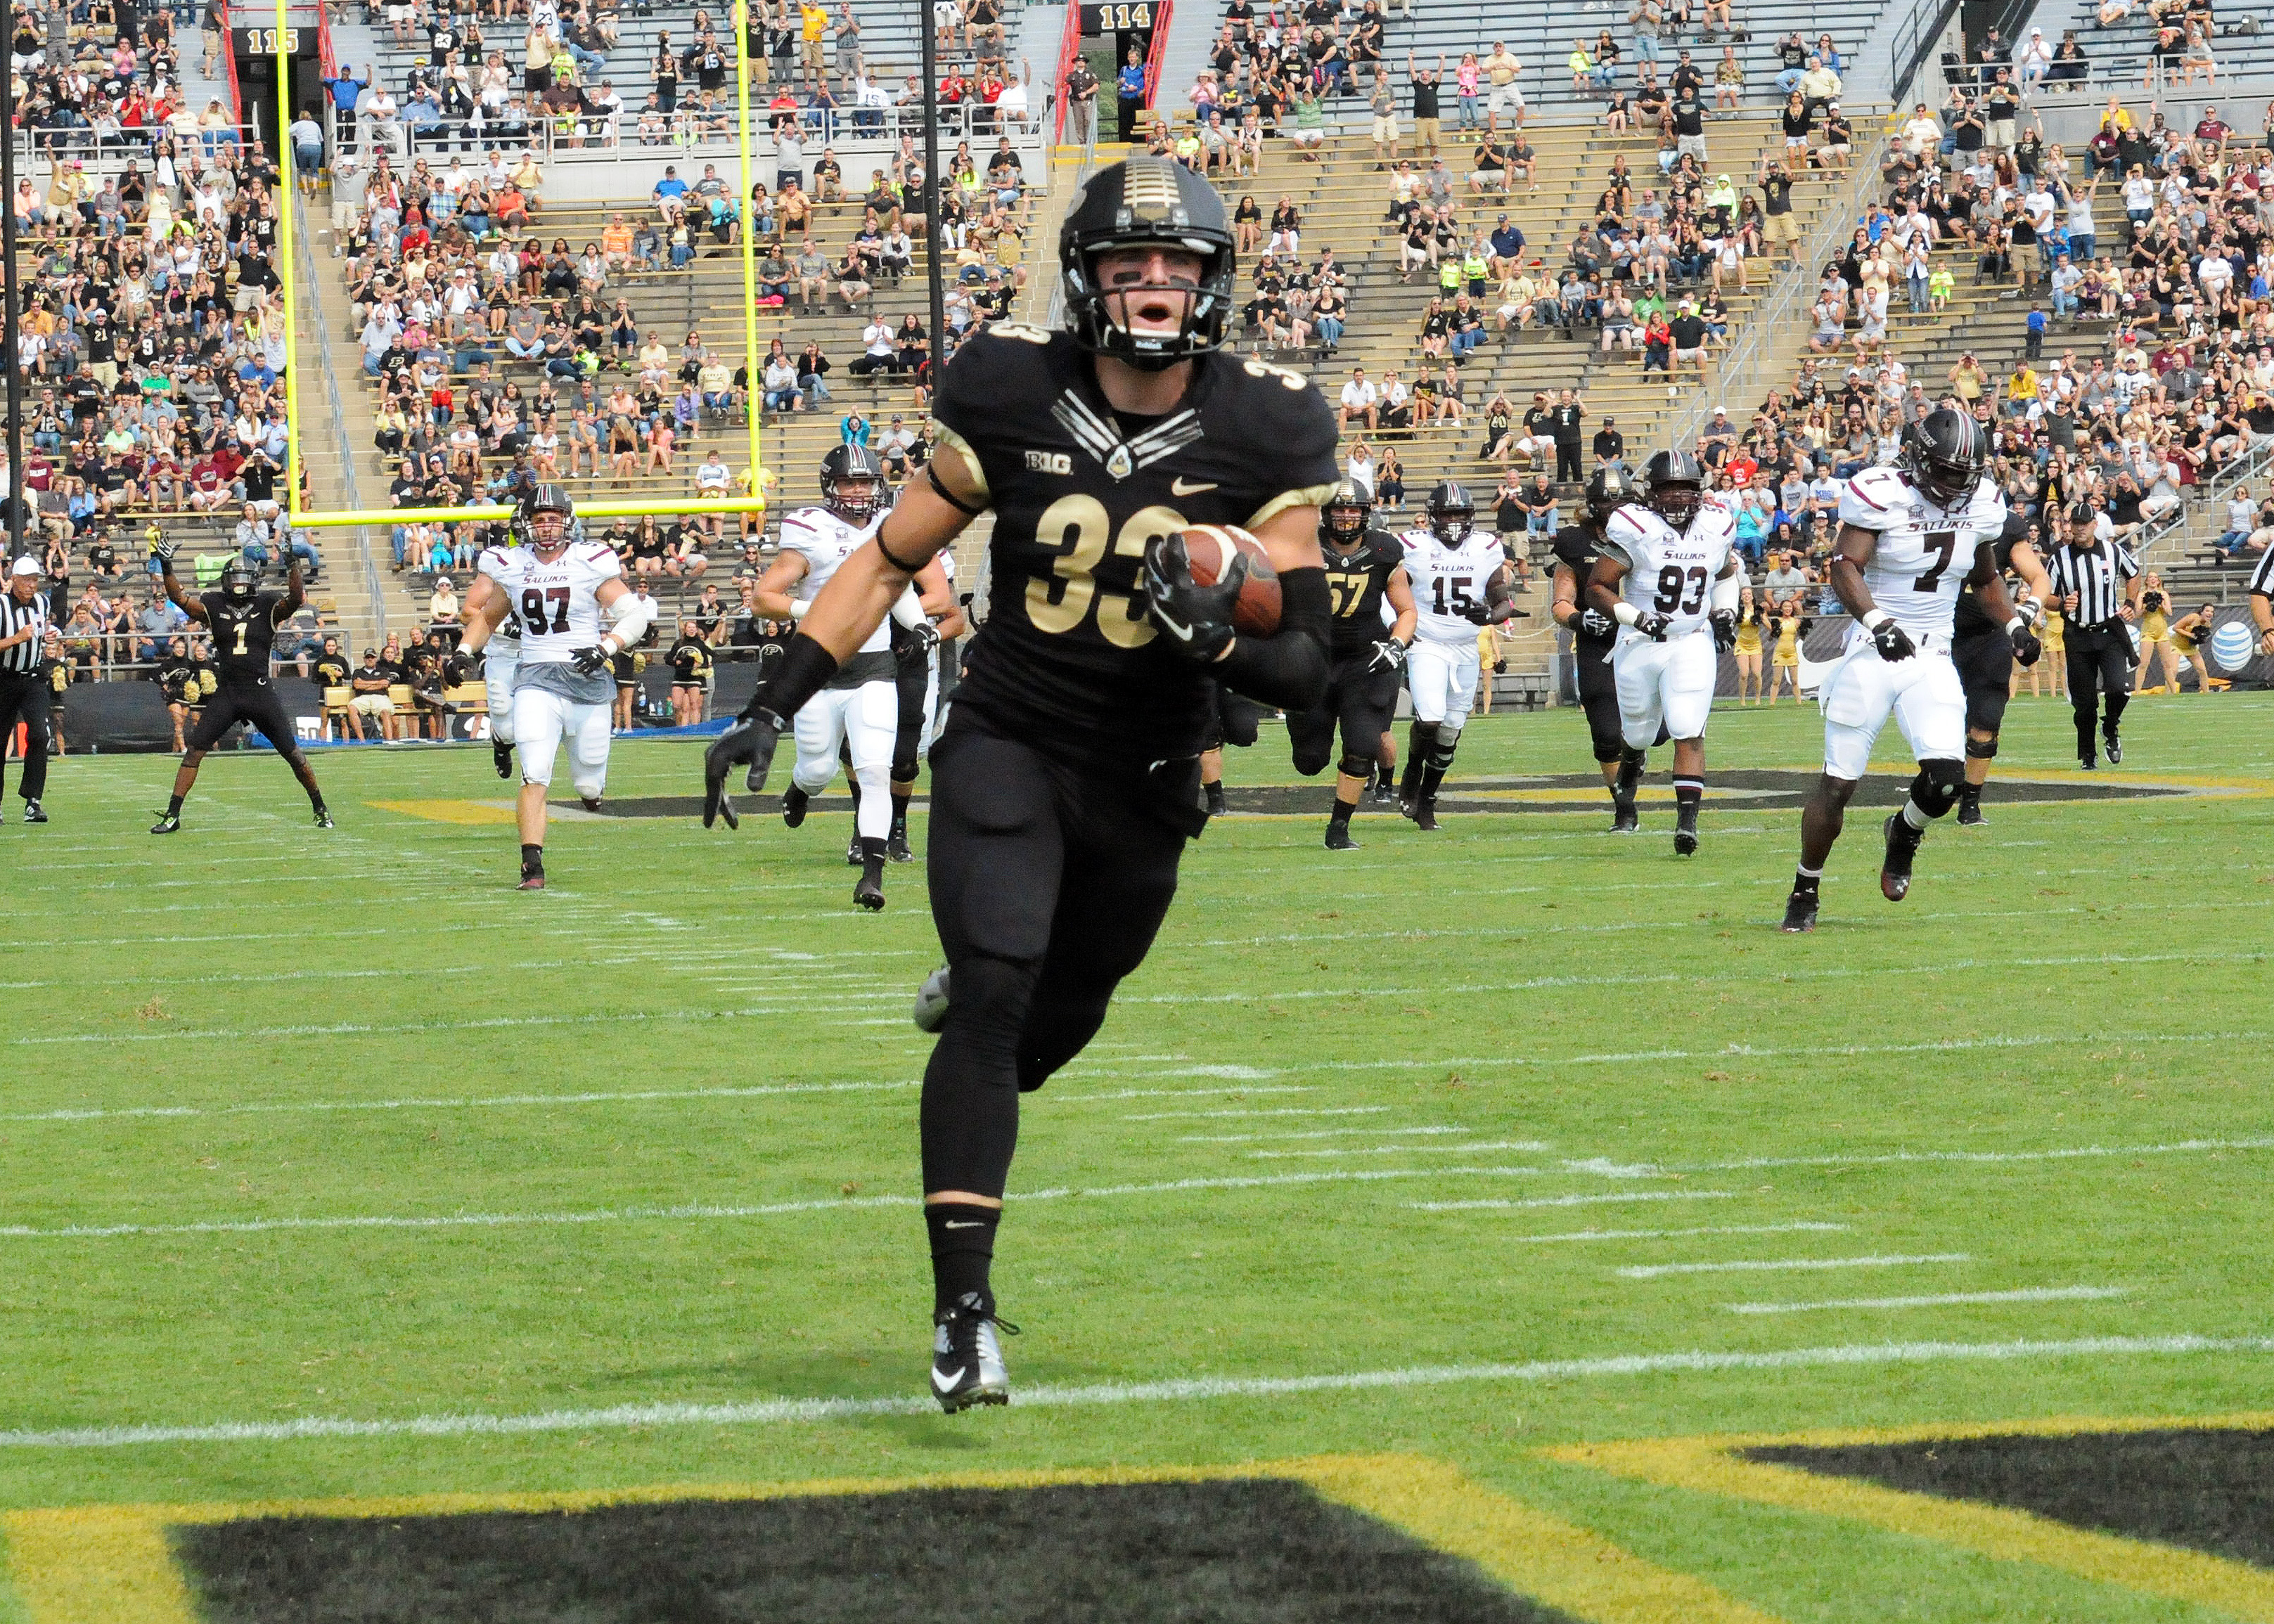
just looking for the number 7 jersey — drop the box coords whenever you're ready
[1837,467,2008,641]
[1600,500,1739,639]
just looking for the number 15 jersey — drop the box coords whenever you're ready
[1401,529,1508,645]
[1837,467,2008,641]
[932,323,1341,770]
[1600,501,1738,639]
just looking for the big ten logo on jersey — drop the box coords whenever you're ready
[1026,450,1073,475]
[1028,499,1189,647]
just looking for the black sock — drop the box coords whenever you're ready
[860,835,887,879]
[520,842,544,872]
[1205,779,1226,813]
[1674,778,1702,824]
[1792,864,1821,894]
[1328,797,1355,829]
[890,790,911,836]
[165,794,184,817]
[1616,748,1645,795]
[925,1201,999,1316]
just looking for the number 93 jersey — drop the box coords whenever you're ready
[1600,500,1739,640]
[480,539,622,666]
[1400,527,1508,644]
[932,323,1341,768]
[1838,468,2008,642]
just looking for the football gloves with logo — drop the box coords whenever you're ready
[2008,620,2043,667]
[1576,606,1616,639]
[1367,638,1407,674]
[150,532,177,565]
[443,650,478,688]
[570,643,614,676]
[1709,609,1738,651]
[702,706,785,830]
[1141,531,1242,661]
[1870,616,1917,662]
[1633,610,1672,641]
[897,618,940,667]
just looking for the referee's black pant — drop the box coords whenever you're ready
[2064,621,2133,756]
[1555,439,1584,483]
[0,672,51,802]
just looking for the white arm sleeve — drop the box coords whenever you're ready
[1709,571,1741,614]
[608,592,653,648]
[889,583,926,629]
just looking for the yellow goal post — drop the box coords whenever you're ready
[275,0,770,529]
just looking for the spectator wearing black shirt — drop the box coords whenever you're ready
[1548,389,1586,484]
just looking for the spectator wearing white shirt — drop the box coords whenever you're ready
[849,316,899,375]
[1338,368,1379,430]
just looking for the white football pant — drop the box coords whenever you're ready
[1407,638,1480,730]
[514,685,612,799]
[1818,630,1965,780]
[1613,631,1716,747]
[793,681,897,839]
[484,645,520,745]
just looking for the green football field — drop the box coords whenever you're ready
[4,689,2273,1623]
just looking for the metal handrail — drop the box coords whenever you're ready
[289,185,386,643]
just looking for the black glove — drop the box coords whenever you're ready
[1870,617,1916,661]
[702,707,785,829]
[1709,608,1737,651]
[1633,610,1671,641]
[150,531,176,564]
[1367,638,1407,674]
[1141,531,1242,661]
[1576,606,1616,639]
[1460,600,1493,625]
[443,650,478,688]
[897,617,940,666]
[570,643,614,676]
[2008,621,2043,668]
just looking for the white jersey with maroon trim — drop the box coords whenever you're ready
[781,504,892,655]
[1600,500,1738,640]
[482,540,622,666]
[1837,467,2008,641]
[1401,528,1507,644]
[476,544,521,640]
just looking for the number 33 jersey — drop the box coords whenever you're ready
[1837,468,2008,642]
[480,539,622,667]
[1600,501,1739,640]
[932,323,1341,768]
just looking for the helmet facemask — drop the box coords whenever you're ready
[1650,480,1703,533]
[221,560,258,601]
[1323,497,1370,546]
[826,477,883,525]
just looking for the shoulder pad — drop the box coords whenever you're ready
[1601,506,1651,561]
[1838,468,1908,530]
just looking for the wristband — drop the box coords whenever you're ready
[1861,609,1891,631]
[1612,601,1640,626]
[2004,616,2025,636]
[789,598,810,619]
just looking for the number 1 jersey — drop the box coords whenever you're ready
[1837,468,2008,641]
[932,323,1340,769]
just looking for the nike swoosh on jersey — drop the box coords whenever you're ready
[942,1220,987,1230]
[931,1365,967,1392]
[1171,477,1220,496]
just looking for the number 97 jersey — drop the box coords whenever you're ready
[1600,501,1738,640]
[480,540,622,667]
[1837,468,2008,642]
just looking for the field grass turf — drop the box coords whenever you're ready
[4,688,2273,1621]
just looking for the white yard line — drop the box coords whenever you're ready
[1178,1126,1463,1144]
[1725,1286,2130,1315]
[1246,1140,1550,1159]
[4,1334,2264,1450]
[0,1182,1730,1241]
[1126,1106,1392,1123]
[1617,1254,1972,1280]
[1457,1223,1851,1242]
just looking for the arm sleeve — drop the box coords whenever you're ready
[1212,566,1331,711]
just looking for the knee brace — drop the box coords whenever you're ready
[1964,735,1998,760]
[1909,757,1965,818]
[1428,720,1463,771]
[1337,751,1375,780]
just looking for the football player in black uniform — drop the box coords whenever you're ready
[1951,512,2050,825]
[150,545,333,834]
[1289,480,1415,849]
[1197,685,1266,817]
[880,567,968,863]
[1551,467,1640,830]
[702,157,1338,1412]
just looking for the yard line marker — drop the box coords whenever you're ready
[5,1335,2267,1450]
[1724,1286,2130,1315]
[1670,1136,2274,1174]
[1451,1223,1851,1243]
[1247,1140,1552,1159]
[1179,1125,1464,1144]
[1618,1254,1972,1280]
[1126,1106,1392,1123]
[0,1175,1719,1239]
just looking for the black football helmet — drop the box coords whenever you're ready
[1642,449,1704,532]
[1059,157,1237,370]
[517,482,576,554]
[219,556,259,602]
[1900,407,1987,509]
[1585,465,1638,522]
[819,444,887,524]
[1425,480,1475,546]
[1321,479,1373,546]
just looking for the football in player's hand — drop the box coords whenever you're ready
[1176,524,1281,638]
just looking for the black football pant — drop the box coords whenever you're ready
[1555,440,1584,483]
[185,681,297,756]
[1953,630,2012,737]
[919,719,1191,1199]
[891,656,928,782]
[1287,655,1399,776]
[0,674,49,802]
[2064,624,2132,755]
[1571,637,1623,763]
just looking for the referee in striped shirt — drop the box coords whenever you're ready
[2044,500,2143,771]
[2249,544,2274,661]
[0,556,55,823]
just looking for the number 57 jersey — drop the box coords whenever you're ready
[932,323,1341,770]
[1837,468,2008,643]
[1600,500,1739,640]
